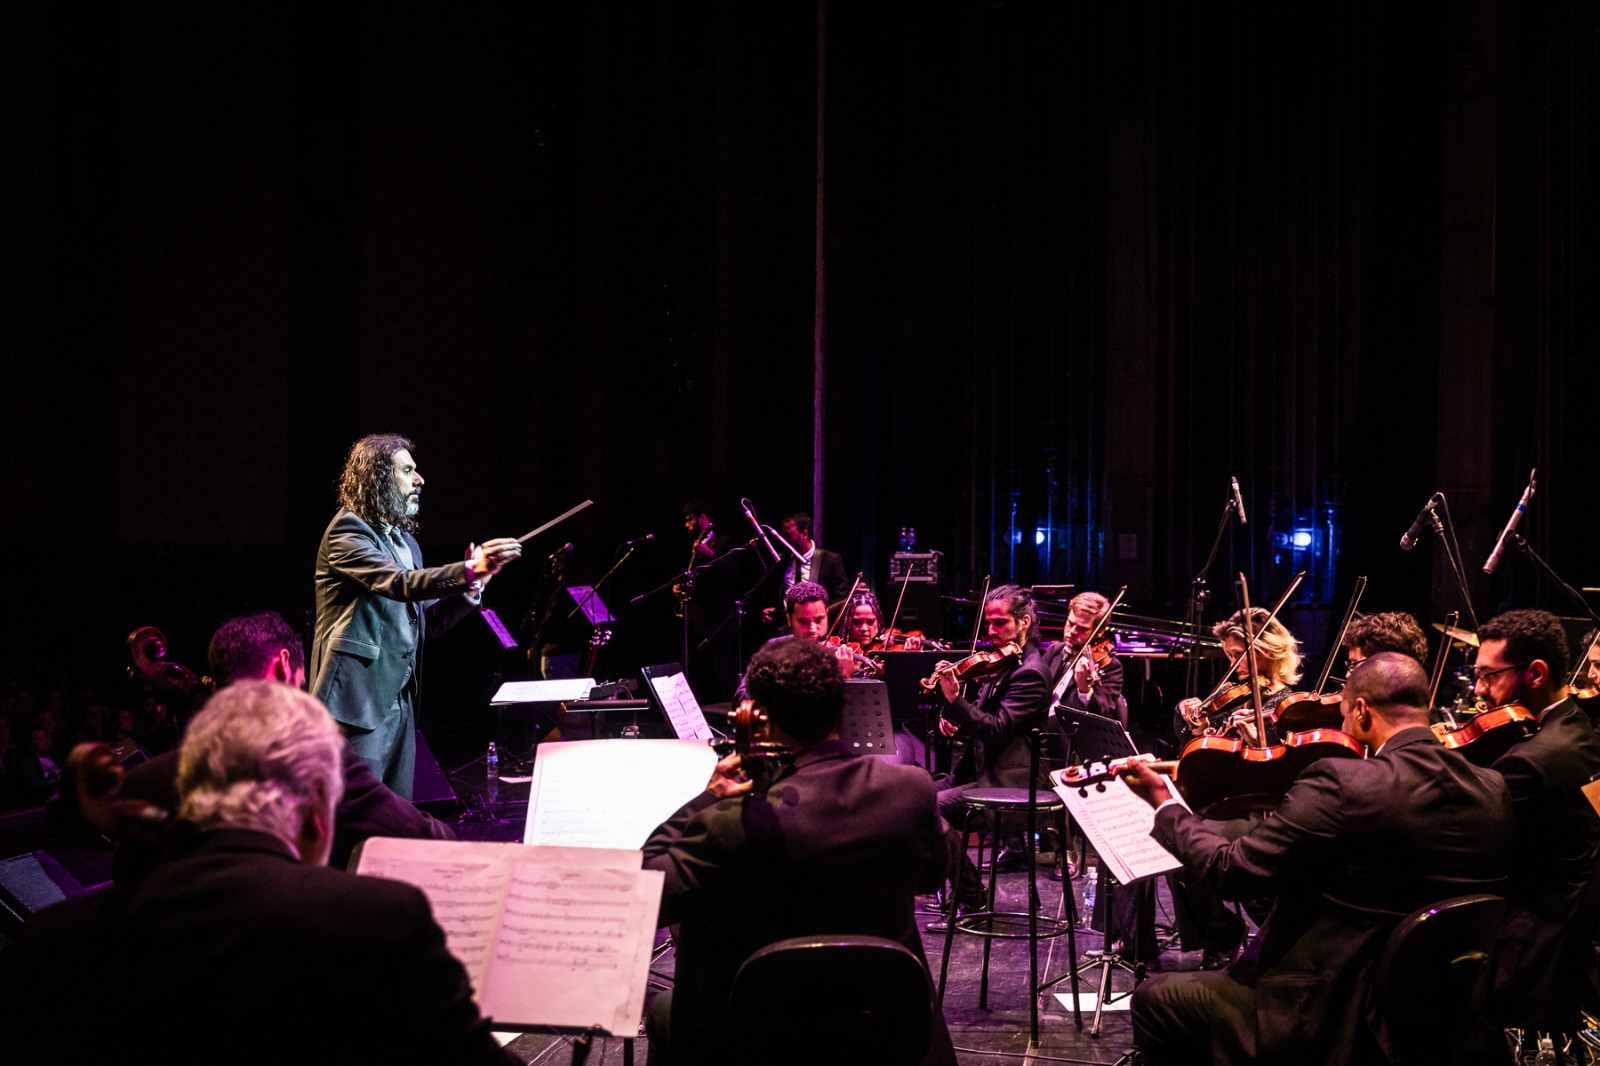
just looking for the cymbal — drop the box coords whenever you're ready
[1432,622,1479,647]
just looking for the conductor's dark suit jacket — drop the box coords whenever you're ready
[0,827,514,1066]
[941,638,1052,787]
[1147,727,1512,1066]
[642,740,957,1066]
[310,507,478,732]
[1489,698,1600,1026]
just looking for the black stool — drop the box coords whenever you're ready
[937,729,1082,1041]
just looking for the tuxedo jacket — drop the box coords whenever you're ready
[1042,639,1129,728]
[941,638,1052,788]
[642,740,955,1066]
[1151,727,1512,1066]
[310,508,478,731]
[1488,698,1600,1026]
[0,828,513,1066]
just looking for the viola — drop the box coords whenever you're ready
[920,641,1023,692]
[1059,726,1366,819]
[868,627,944,653]
[1430,702,1538,766]
[1186,675,1274,735]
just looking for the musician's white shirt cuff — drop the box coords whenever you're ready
[1155,797,1184,816]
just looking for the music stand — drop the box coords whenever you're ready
[839,679,897,758]
[640,663,715,741]
[1049,706,1148,1038]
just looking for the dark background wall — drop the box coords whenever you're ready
[2,0,1595,716]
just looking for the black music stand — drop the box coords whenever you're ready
[1053,706,1138,766]
[874,650,960,772]
[839,679,898,758]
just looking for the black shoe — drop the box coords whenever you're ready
[1046,855,1066,882]
[980,843,1028,874]
[926,901,985,932]
[1199,945,1238,971]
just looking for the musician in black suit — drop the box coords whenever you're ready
[642,637,956,1066]
[1472,609,1600,1029]
[309,435,520,798]
[778,512,849,600]
[1045,590,1128,728]
[118,611,455,882]
[1,681,514,1066]
[933,584,1052,906]
[1120,653,1512,1066]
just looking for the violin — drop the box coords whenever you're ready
[1430,702,1538,766]
[1060,728,1366,819]
[1266,689,1344,732]
[920,641,1023,692]
[1186,675,1274,735]
[868,627,944,652]
[825,636,885,676]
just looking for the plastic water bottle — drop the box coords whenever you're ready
[484,741,501,804]
[1082,866,1098,922]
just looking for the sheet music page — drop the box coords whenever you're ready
[524,739,718,849]
[645,671,713,740]
[491,678,597,704]
[356,839,516,994]
[1052,761,1190,884]
[478,862,664,1034]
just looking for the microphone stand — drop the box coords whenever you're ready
[1509,534,1600,630]
[1419,494,1480,631]
[1181,490,1243,701]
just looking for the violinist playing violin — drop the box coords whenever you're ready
[1045,591,1127,728]
[733,582,864,702]
[1471,609,1600,1032]
[931,585,1051,906]
[844,588,925,651]
[1123,652,1512,1066]
[1175,608,1303,744]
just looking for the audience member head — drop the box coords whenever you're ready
[1474,609,1569,711]
[784,581,831,642]
[208,612,306,688]
[178,682,344,866]
[337,433,419,534]
[743,638,844,750]
[1213,608,1302,686]
[1344,611,1429,666]
[1340,652,1432,751]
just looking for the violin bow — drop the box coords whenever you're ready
[825,574,865,642]
[1197,570,1307,707]
[1567,629,1600,691]
[1238,574,1270,747]
[1428,610,1459,712]
[885,565,914,638]
[1050,586,1128,705]
[968,576,992,653]
[1313,576,1367,695]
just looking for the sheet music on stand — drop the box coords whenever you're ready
[1051,759,1190,885]
[640,663,714,741]
[354,837,661,1036]
[490,678,597,705]
[566,585,615,627]
[524,738,717,850]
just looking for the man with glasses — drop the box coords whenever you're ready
[1473,609,1600,1030]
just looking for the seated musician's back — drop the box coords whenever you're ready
[0,681,513,1066]
[1122,652,1513,1066]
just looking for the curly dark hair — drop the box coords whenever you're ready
[1344,612,1429,663]
[1477,609,1570,683]
[337,434,416,532]
[207,612,305,687]
[847,589,884,630]
[784,581,830,614]
[987,584,1037,642]
[744,637,844,746]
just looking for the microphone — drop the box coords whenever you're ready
[1398,495,1438,551]
[1230,477,1248,526]
[1483,470,1536,575]
[762,524,806,563]
[740,499,783,564]
[548,542,574,559]
[622,533,656,547]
